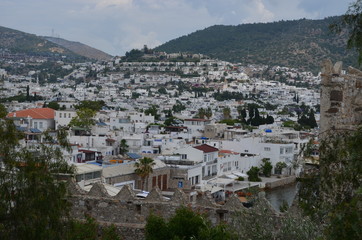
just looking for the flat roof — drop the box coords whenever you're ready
[76,164,102,174]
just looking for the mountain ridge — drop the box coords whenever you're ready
[155,16,357,73]
[43,36,112,61]
[0,25,112,61]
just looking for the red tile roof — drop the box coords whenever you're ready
[7,108,55,119]
[193,144,219,153]
[184,118,210,122]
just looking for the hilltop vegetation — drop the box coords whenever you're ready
[44,36,112,61]
[155,16,357,73]
[0,26,104,61]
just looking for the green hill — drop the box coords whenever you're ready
[43,36,112,61]
[0,26,111,62]
[155,16,357,73]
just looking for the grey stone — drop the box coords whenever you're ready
[171,188,189,204]
[145,187,164,202]
[223,194,244,210]
[115,184,135,201]
[88,182,110,198]
[333,61,343,75]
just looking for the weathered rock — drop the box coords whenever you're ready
[115,184,135,201]
[171,188,189,205]
[67,179,87,195]
[348,66,362,76]
[88,182,110,198]
[195,191,217,208]
[223,194,245,210]
[145,187,164,202]
[333,61,343,75]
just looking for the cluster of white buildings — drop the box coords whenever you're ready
[1,56,320,197]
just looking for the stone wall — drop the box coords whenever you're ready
[320,60,362,136]
[67,181,278,240]
[265,176,296,189]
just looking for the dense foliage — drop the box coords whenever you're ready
[155,17,358,73]
[145,206,237,240]
[299,128,362,239]
[331,0,362,65]
[0,120,74,239]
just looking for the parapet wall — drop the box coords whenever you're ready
[320,60,362,136]
[67,181,278,240]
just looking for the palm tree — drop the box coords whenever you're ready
[134,157,155,191]
[119,139,129,155]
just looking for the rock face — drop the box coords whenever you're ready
[320,60,362,136]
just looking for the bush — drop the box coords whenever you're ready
[261,158,273,177]
[247,167,261,182]
[237,176,245,181]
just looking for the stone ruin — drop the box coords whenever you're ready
[67,180,279,240]
[320,59,362,136]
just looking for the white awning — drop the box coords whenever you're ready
[232,171,248,178]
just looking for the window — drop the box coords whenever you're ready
[285,147,293,154]
[280,147,284,154]
[68,113,71,118]
[34,122,38,129]
[204,154,207,162]
[181,154,187,159]
[264,147,271,151]
[59,113,62,118]
[39,122,43,129]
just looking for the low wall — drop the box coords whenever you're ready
[67,181,279,240]
[265,176,296,189]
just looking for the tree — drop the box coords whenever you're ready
[119,139,129,155]
[205,107,212,119]
[75,100,105,111]
[196,108,206,119]
[69,108,96,131]
[134,157,155,190]
[308,109,318,128]
[0,119,74,239]
[158,87,167,95]
[247,166,261,182]
[260,158,273,177]
[299,128,362,239]
[275,161,287,174]
[145,105,160,120]
[145,206,236,240]
[26,85,30,101]
[222,107,231,119]
[331,0,362,64]
[47,101,60,110]
[0,103,7,118]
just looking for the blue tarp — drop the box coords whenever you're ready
[30,128,42,133]
[127,152,142,159]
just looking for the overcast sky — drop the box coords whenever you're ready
[0,0,353,56]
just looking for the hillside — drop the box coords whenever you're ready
[0,26,87,61]
[43,36,112,61]
[155,16,357,73]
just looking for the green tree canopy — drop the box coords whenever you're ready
[75,100,105,111]
[119,139,129,155]
[145,206,237,240]
[0,120,74,239]
[0,103,7,118]
[69,108,96,130]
